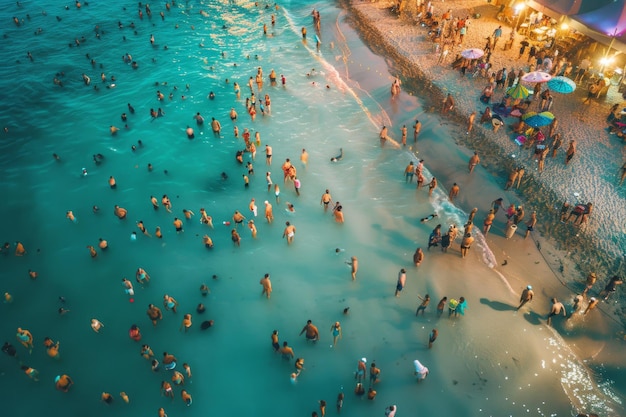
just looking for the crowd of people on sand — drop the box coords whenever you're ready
[384,0,625,384]
[414,1,626,183]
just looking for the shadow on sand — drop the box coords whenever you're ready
[479,297,517,312]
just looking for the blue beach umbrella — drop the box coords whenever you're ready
[547,76,576,94]
[522,111,555,128]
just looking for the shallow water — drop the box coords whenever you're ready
[0,1,623,416]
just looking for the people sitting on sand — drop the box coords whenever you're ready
[479,107,492,124]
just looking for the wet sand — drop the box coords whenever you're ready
[342,0,626,323]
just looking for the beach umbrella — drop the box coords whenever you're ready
[461,48,484,59]
[521,111,555,128]
[521,71,552,83]
[547,76,576,94]
[506,83,530,99]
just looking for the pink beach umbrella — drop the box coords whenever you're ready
[521,71,552,83]
[461,48,484,60]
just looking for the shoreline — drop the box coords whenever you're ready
[342,0,626,326]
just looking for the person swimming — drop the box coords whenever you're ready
[330,148,343,162]
[420,214,438,223]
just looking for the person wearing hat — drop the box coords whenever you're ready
[355,358,367,382]
[584,297,599,315]
[516,285,534,310]
[582,273,597,297]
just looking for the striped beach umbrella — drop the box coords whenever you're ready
[506,83,530,99]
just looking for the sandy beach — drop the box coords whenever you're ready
[344,0,626,321]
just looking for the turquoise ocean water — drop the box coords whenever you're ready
[0,1,623,416]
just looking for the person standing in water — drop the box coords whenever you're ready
[330,321,342,347]
[547,297,566,325]
[413,119,422,142]
[428,329,438,348]
[260,273,272,299]
[468,152,480,173]
[346,256,358,280]
[299,320,320,342]
[395,268,407,297]
[282,221,296,244]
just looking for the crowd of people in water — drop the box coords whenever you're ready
[3,2,439,415]
[2,1,622,416]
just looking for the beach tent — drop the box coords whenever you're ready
[527,0,626,53]
[528,0,614,16]
[570,1,626,39]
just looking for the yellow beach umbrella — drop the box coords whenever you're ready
[506,84,530,99]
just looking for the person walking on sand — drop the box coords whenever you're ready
[504,167,518,190]
[599,275,624,300]
[584,297,600,315]
[516,285,534,310]
[442,94,454,115]
[260,273,272,299]
[468,152,480,173]
[515,167,525,189]
[565,140,576,165]
[525,211,537,238]
[449,183,460,201]
[492,25,502,49]
[582,272,597,297]
[346,256,358,280]
[547,297,566,325]
[467,112,476,134]
[551,133,562,158]
[395,268,407,297]
[460,232,474,258]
